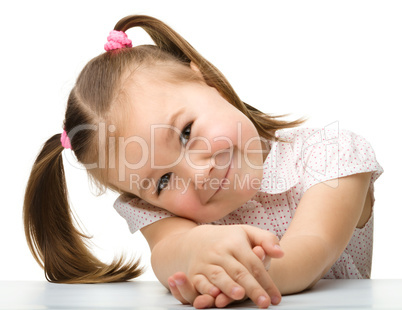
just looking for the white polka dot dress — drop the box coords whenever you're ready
[114,127,383,279]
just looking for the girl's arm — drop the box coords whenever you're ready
[141,217,283,308]
[268,171,372,294]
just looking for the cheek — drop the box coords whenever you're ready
[213,113,259,149]
[241,117,261,144]
[239,118,264,162]
[203,120,242,153]
[166,190,202,217]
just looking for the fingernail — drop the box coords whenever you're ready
[168,280,176,288]
[257,296,268,307]
[274,244,282,250]
[231,286,241,297]
[174,279,184,286]
[271,295,281,305]
[209,286,220,296]
[261,253,266,261]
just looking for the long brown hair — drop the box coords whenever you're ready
[23,15,306,284]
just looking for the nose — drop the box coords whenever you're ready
[176,145,233,192]
[178,148,214,190]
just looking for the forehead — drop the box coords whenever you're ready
[125,68,186,110]
[123,72,188,132]
[116,70,191,164]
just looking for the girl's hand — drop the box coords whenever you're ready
[167,225,283,308]
[168,245,276,308]
[168,272,226,309]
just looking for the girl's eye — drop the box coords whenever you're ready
[156,123,192,196]
[180,122,192,145]
[156,172,172,196]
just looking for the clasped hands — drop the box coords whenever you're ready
[165,225,284,309]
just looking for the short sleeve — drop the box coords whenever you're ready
[113,195,176,234]
[300,128,384,193]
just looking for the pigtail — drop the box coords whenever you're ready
[23,134,143,283]
[113,15,307,141]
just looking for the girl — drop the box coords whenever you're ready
[23,15,383,309]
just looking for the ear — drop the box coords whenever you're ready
[189,61,207,83]
[189,61,201,72]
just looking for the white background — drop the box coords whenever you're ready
[0,1,401,281]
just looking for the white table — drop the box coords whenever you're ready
[0,279,401,309]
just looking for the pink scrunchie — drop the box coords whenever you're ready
[104,30,132,51]
[61,130,72,149]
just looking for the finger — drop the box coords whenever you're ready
[192,274,234,308]
[168,276,189,304]
[252,245,265,261]
[241,225,284,258]
[227,255,273,308]
[192,274,221,298]
[262,239,284,259]
[193,294,217,309]
[170,273,224,308]
[202,264,246,301]
[253,245,271,270]
[204,259,270,308]
[234,249,281,306]
[215,293,235,308]
[171,272,200,304]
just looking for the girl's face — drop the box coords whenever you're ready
[110,66,269,223]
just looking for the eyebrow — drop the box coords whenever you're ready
[138,108,185,199]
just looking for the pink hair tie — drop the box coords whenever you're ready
[61,130,72,149]
[104,30,132,51]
